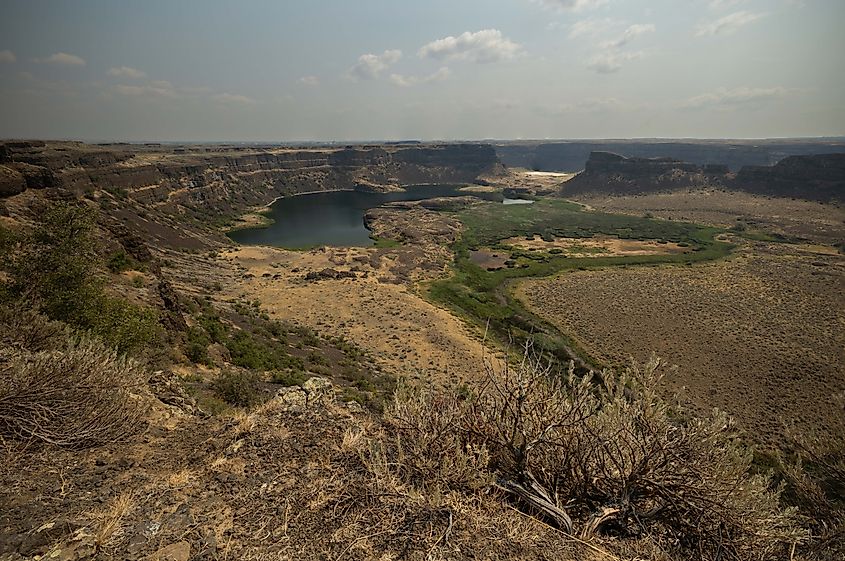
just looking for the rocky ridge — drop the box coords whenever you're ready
[564,151,845,202]
[0,141,501,248]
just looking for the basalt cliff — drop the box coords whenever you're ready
[495,138,845,172]
[563,151,845,202]
[0,141,500,247]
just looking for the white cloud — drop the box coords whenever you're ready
[681,86,789,108]
[587,51,642,73]
[708,0,745,9]
[567,18,616,39]
[695,11,765,36]
[107,66,146,79]
[349,49,402,80]
[389,67,451,87]
[111,80,255,105]
[600,23,655,49]
[112,82,179,98]
[298,75,319,86]
[212,93,256,104]
[418,29,521,64]
[36,52,86,66]
[535,0,609,12]
[585,22,653,74]
[0,50,16,63]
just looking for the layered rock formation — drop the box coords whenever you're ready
[564,151,730,196]
[0,141,499,204]
[564,151,845,202]
[735,153,845,201]
[0,141,500,248]
[496,139,845,172]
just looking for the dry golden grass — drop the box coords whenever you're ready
[89,492,135,549]
[517,242,845,447]
[501,234,687,256]
[574,188,845,245]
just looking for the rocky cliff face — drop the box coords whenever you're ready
[564,151,845,202]
[735,153,845,201]
[564,151,729,196]
[0,141,500,249]
[496,139,845,172]
[0,141,498,202]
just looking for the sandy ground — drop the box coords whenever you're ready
[502,234,687,256]
[208,245,501,386]
[523,171,577,179]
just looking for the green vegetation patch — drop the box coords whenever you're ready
[0,203,161,356]
[429,198,733,365]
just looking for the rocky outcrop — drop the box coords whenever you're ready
[495,139,845,172]
[735,153,845,201]
[0,142,499,203]
[0,165,26,196]
[563,151,729,196]
[564,151,845,202]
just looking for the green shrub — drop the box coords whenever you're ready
[212,370,261,407]
[307,351,328,366]
[225,330,303,371]
[272,369,307,387]
[185,326,211,364]
[198,313,228,343]
[0,203,160,355]
[91,296,159,355]
[107,250,133,273]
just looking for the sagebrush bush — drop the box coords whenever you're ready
[0,337,146,448]
[0,303,67,352]
[213,370,261,407]
[384,347,808,561]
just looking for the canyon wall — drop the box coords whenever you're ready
[0,141,498,207]
[564,151,845,202]
[0,141,499,249]
[496,139,845,172]
[564,151,730,196]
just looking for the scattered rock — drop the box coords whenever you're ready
[303,376,333,405]
[304,268,356,281]
[146,541,190,561]
[148,370,203,416]
[275,386,308,411]
[44,528,96,561]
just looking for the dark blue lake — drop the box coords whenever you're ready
[228,185,498,248]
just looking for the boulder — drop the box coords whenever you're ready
[0,165,26,197]
[303,376,333,405]
[146,541,190,561]
[275,386,308,411]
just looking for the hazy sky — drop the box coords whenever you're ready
[1,0,843,141]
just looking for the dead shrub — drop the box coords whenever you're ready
[0,337,147,448]
[778,418,845,560]
[386,344,808,560]
[0,302,67,352]
[387,381,491,492]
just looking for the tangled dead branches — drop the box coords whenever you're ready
[386,343,809,560]
[0,337,147,448]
